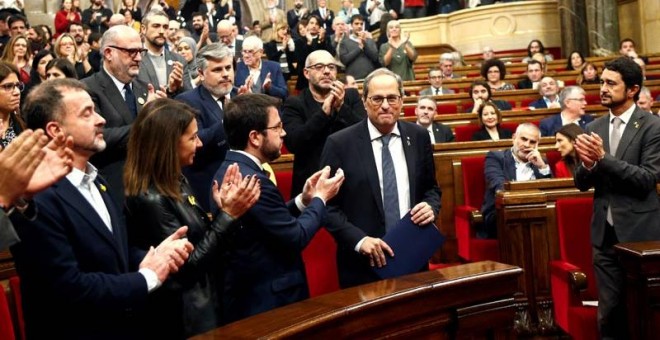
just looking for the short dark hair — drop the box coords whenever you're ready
[527,59,543,70]
[191,11,204,20]
[603,57,643,101]
[46,58,78,79]
[8,15,27,28]
[24,79,88,131]
[480,58,506,80]
[619,38,636,50]
[470,80,492,100]
[88,32,102,45]
[224,94,281,150]
[350,14,365,24]
[67,21,83,32]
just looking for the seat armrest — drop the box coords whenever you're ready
[469,210,483,224]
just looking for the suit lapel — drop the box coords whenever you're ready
[398,122,417,201]
[131,80,148,114]
[593,115,612,154]
[99,70,134,124]
[141,54,160,89]
[356,121,384,218]
[94,176,128,271]
[504,151,517,180]
[199,86,223,121]
[616,108,644,158]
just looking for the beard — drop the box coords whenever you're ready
[260,138,281,162]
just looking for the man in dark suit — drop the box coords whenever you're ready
[234,35,287,100]
[529,76,560,109]
[439,53,461,79]
[539,85,594,136]
[480,123,551,238]
[83,25,154,206]
[211,94,344,322]
[415,96,454,143]
[12,79,193,339]
[175,43,234,211]
[312,0,335,35]
[574,57,660,339]
[338,14,378,80]
[320,68,441,288]
[419,68,455,96]
[517,60,544,90]
[282,50,365,197]
[287,0,309,38]
[137,9,189,96]
[216,19,242,59]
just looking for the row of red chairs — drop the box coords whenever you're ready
[0,276,24,340]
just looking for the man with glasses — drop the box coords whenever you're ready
[216,19,241,59]
[137,10,189,96]
[320,68,441,288]
[282,50,365,197]
[530,76,560,109]
[212,93,345,322]
[419,67,454,96]
[539,86,594,136]
[234,35,287,100]
[83,24,159,205]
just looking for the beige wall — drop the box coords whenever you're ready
[638,0,660,54]
[618,1,641,53]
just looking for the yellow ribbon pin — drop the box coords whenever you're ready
[188,195,196,206]
[99,184,107,192]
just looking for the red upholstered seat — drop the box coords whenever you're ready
[454,156,499,262]
[403,106,416,117]
[302,228,339,297]
[585,93,600,105]
[274,169,293,202]
[8,277,23,340]
[0,284,16,340]
[437,102,459,115]
[453,124,480,142]
[550,197,597,340]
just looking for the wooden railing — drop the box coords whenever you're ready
[193,261,522,339]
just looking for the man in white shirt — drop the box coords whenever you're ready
[419,68,455,96]
[415,96,454,143]
[530,76,560,109]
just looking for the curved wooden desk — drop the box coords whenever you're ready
[194,261,522,339]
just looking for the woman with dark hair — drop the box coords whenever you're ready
[264,22,296,81]
[25,49,55,94]
[45,58,78,80]
[566,51,585,71]
[471,101,513,141]
[554,124,585,177]
[467,80,512,113]
[36,25,54,50]
[0,61,26,149]
[577,62,600,85]
[124,98,260,338]
[1,35,32,84]
[480,58,514,91]
[54,0,81,38]
[522,39,553,63]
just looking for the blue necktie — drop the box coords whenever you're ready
[381,134,400,232]
[124,83,137,117]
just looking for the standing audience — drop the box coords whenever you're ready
[379,20,417,81]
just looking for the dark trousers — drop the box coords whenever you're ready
[592,223,628,340]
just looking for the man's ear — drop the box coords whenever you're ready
[628,84,640,100]
[247,129,261,148]
[45,121,62,140]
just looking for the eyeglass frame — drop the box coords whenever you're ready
[0,82,24,93]
[241,48,263,55]
[305,63,338,72]
[262,121,283,133]
[566,98,587,103]
[108,45,147,58]
[366,95,402,106]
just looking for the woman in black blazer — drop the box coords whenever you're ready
[471,101,513,141]
[264,22,297,81]
[124,99,260,338]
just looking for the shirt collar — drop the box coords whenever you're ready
[66,162,99,187]
[367,118,400,142]
[104,65,131,92]
[610,103,636,125]
[233,150,263,170]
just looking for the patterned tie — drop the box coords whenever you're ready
[124,83,137,117]
[381,134,400,232]
[606,117,623,225]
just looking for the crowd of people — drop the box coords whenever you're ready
[0,1,658,339]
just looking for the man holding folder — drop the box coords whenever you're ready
[321,68,442,288]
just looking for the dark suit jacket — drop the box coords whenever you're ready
[529,98,548,109]
[10,176,148,339]
[83,69,149,206]
[575,106,660,247]
[430,122,455,143]
[419,86,454,96]
[321,119,442,288]
[234,59,288,100]
[175,85,232,212]
[539,113,594,136]
[466,99,512,113]
[282,88,366,197]
[517,78,533,90]
[338,36,378,80]
[264,40,297,80]
[311,8,335,34]
[481,150,551,238]
[138,48,191,94]
[471,126,514,141]
[211,151,327,322]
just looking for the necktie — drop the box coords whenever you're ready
[435,88,439,95]
[124,83,137,117]
[217,97,224,110]
[381,134,400,232]
[606,117,623,225]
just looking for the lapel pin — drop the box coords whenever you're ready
[138,97,145,105]
[99,184,107,192]
[406,136,411,146]
[167,59,174,66]
[634,121,640,129]
[188,195,197,206]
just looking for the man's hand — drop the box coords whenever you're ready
[26,133,74,196]
[302,166,345,204]
[262,72,272,91]
[211,163,261,219]
[146,84,167,103]
[0,129,49,206]
[238,74,254,95]
[526,149,547,169]
[359,237,394,268]
[410,202,435,225]
[575,132,605,168]
[167,61,184,94]
[154,226,194,273]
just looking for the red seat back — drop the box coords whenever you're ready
[453,124,481,142]
[556,198,596,299]
[461,156,486,208]
[302,228,339,297]
[274,169,293,202]
[0,286,15,340]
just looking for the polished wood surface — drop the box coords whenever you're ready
[194,261,522,339]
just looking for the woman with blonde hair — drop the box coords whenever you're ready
[264,22,296,81]
[379,20,417,81]
[53,33,92,79]
[1,35,31,84]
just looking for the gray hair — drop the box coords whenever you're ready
[515,122,540,136]
[362,68,404,100]
[640,86,652,98]
[417,95,437,107]
[141,9,169,26]
[195,42,232,71]
[242,35,263,50]
[558,86,585,110]
[440,52,454,64]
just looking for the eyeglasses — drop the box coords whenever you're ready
[367,95,401,106]
[306,63,338,72]
[242,49,262,55]
[263,121,283,133]
[108,45,147,58]
[567,98,587,103]
[0,82,24,92]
